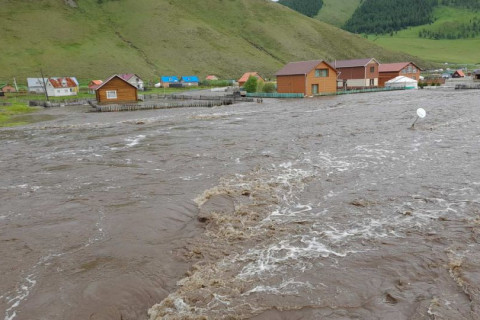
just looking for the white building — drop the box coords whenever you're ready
[45,77,79,97]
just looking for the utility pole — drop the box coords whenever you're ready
[40,69,49,101]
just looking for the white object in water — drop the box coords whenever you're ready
[417,108,426,118]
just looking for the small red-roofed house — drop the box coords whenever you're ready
[452,70,465,78]
[88,80,103,94]
[238,72,264,87]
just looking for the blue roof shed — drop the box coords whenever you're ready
[181,76,199,83]
[161,76,179,83]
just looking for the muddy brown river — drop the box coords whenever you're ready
[1,89,480,320]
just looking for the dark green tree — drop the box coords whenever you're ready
[243,76,258,93]
[278,0,324,18]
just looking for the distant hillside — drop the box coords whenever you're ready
[367,6,480,64]
[315,0,361,28]
[0,0,417,83]
[344,0,438,34]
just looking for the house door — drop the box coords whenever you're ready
[370,79,374,86]
[312,84,319,95]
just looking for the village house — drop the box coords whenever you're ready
[331,58,379,89]
[474,69,480,80]
[180,76,199,87]
[45,77,79,97]
[119,73,144,91]
[238,72,264,87]
[452,69,465,78]
[27,78,48,93]
[275,60,338,96]
[378,62,421,87]
[160,76,179,88]
[1,84,16,93]
[95,74,138,104]
[205,75,218,81]
[88,80,103,94]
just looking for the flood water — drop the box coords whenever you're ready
[1,89,480,320]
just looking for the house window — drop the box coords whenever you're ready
[315,69,329,77]
[370,66,375,73]
[106,90,117,99]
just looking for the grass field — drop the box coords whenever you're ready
[315,0,361,27]
[364,6,480,65]
[0,0,415,82]
[0,103,40,127]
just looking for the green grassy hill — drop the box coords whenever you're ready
[368,6,480,64]
[0,0,416,84]
[315,0,361,28]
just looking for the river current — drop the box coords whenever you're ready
[1,89,480,320]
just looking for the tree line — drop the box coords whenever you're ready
[277,0,324,18]
[344,0,438,34]
[419,17,480,39]
[439,0,480,10]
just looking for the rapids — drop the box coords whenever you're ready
[1,89,479,320]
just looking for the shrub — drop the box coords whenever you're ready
[243,76,258,93]
[256,80,265,93]
[263,82,276,93]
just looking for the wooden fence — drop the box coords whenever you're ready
[140,94,254,102]
[455,84,480,90]
[93,99,234,112]
[246,92,304,98]
[29,99,95,107]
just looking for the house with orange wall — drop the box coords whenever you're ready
[275,60,338,96]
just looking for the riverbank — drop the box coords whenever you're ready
[0,103,41,127]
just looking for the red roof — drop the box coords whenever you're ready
[48,77,77,88]
[95,74,138,91]
[275,60,337,76]
[379,62,419,73]
[454,69,465,77]
[88,80,103,89]
[238,72,263,83]
[330,58,378,68]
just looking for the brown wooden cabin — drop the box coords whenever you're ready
[378,62,421,87]
[331,58,379,89]
[95,75,138,104]
[275,60,338,96]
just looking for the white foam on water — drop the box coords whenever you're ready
[4,274,36,320]
[125,134,146,147]
[237,235,347,280]
[243,278,314,296]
